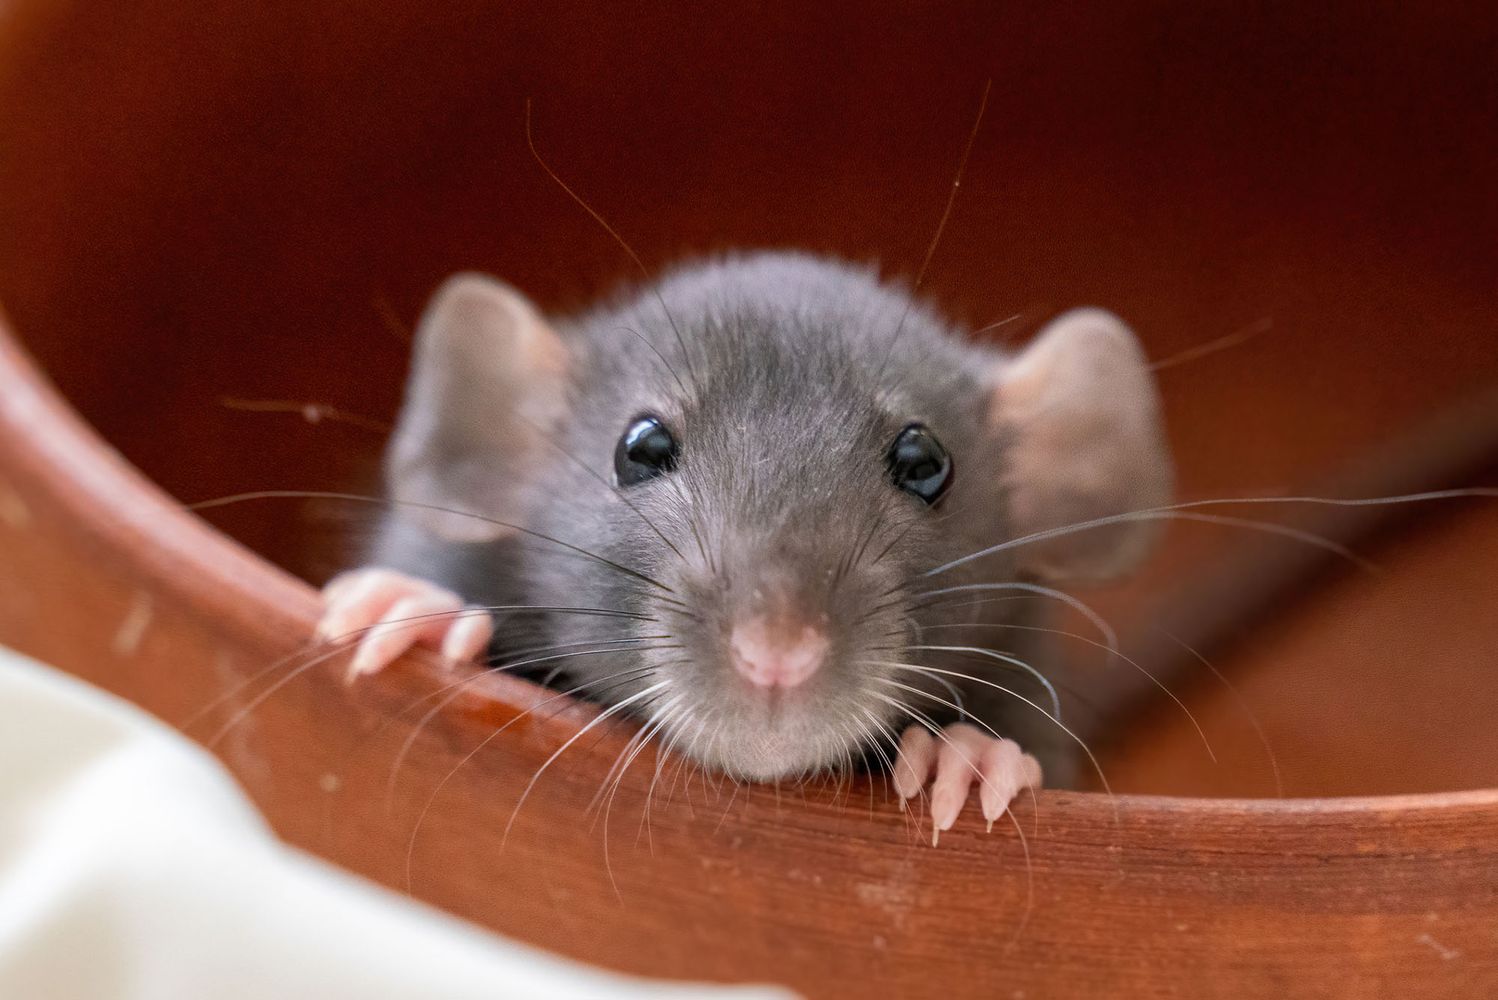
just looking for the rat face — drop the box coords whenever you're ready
[384,253,1170,781]
[559,328,982,779]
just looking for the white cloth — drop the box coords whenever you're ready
[0,648,792,999]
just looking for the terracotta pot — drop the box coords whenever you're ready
[2,3,1495,996]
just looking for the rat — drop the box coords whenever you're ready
[315,251,1172,841]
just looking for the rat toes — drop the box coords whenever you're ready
[439,610,494,663]
[977,738,1042,833]
[348,592,463,680]
[316,569,491,682]
[893,722,1041,844]
[928,723,991,845]
[318,569,448,641]
[893,725,937,803]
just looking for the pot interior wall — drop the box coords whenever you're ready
[2,1,1495,797]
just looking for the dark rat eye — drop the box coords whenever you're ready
[614,415,679,487]
[887,423,952,505]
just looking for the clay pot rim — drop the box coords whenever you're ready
[4,305,1491,820]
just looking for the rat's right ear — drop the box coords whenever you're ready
[386,273,570,543]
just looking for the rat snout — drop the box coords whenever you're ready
[728,615,829,689]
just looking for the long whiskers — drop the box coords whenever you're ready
[870,679,1041,817]
[188,490,679,595]
[591,693,680,823]
[598,695,683,899]
[855,707,929,841]
[402,665,659,891]
[643,702,705,838]
[1156,627,1284,797]
[182,603,655,734]
[876,79,992,381]
[880,685,1040,947]
[386,639,682,801]
[502,680,672,844]
[863,660,1116,814]
[907,644,1063,722]
[864,682,1042,895]
[525,100,699,390]
[911,581,1215,758]
[915,581,1118,660]
[926,489,1498,579]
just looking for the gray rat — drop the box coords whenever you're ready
[317,251,1171,840]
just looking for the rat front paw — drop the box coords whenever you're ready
[317,568,493,682]
[892,722,1042,845]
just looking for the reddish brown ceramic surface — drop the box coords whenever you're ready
[2,4,1496,996]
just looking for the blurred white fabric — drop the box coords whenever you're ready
[0,647,793,1000]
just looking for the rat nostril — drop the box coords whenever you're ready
[729,617,829,689]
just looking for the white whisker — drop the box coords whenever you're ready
[388,641,680,801]
[907,643,1063,721]
[503,681,671,844]
[926,489,1498,580]
[864,660,1116,813]
[401,666,655,891]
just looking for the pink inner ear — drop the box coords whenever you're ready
[387,273,572,541]
[988,308,1173,582]
[729,617,830,690]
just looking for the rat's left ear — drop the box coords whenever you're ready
[987,308,1172,582]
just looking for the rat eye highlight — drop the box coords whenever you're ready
[887,423,952,505]
[614,415,679,487]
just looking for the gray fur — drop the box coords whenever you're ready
[372,251,1170,785]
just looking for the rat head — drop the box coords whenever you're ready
[385,255,1171,780]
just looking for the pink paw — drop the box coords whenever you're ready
[317,568,493,682]
[893,722,1042,845]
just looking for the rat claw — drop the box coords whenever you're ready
[930,788,963,841]
[318,569,485,683]
[978,739,1043,829]
[894,721,1042,844]
[348,594,445,680]
[929,723,987,841]
[318,569,400,642]
[977,738,1022,828]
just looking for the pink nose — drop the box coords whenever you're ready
[729,618,829,689]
